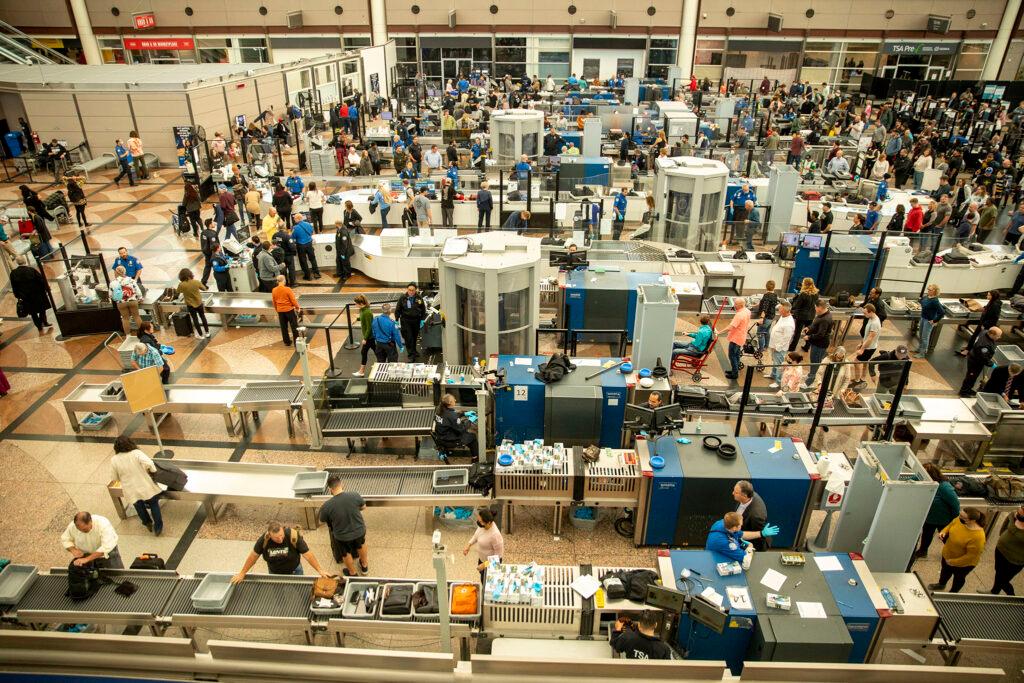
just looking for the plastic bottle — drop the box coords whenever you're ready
[696,416,703,433]
[950,415,958,432]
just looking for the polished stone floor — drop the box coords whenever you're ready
[0,161,1020,670]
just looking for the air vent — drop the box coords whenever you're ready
[287,11,303,29]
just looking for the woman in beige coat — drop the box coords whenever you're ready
[110,436,164,536]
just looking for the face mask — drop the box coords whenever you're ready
[1016,513,1024,523]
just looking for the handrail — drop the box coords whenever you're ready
[0,20,75,64]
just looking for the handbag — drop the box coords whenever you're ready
[313,576,341,600]
[15,299,26,318]
[224,209,240,226]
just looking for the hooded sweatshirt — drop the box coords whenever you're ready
[705,519,746,562]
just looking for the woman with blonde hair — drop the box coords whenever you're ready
[790,277,819,352]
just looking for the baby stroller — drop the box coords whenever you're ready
[43,190,71,225]
[740,322,765,372]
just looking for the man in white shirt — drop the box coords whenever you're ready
[61,511,122,568]
[826,150,850,176]
[766,301,795,388]
[848,115,864,140]
[424,144,443,171]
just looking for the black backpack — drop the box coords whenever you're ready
[151,460,188,491]
[599,569,660,602]
[130,553,166,570]
[66,561,103,601]
[468,462,494,496]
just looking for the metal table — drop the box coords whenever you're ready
[907,398,992,468]
[2,569,179,634]
[63,382,245,435]
[320,406,436,458]
[162,573,316,642]
[699,261,744,295]
[229,380,306,436]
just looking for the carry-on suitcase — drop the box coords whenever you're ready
[170,311,193,337]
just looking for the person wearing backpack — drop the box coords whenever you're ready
[231,521,330,582]
[61,511,122,568]
[199,218,219,286]
[110,436,164,536]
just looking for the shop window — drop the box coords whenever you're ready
[344,37,371,48]
[616,58,634,78]
[582,59,600,81]
[198,38,229,64]
[238,38,268,63]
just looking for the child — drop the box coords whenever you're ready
[779,351,804,394]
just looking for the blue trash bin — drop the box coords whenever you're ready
[4,131,23,158]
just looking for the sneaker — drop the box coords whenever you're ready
[204,330,211,338]
[154,528,163,537]
[352,370,364,377]
[927,583,946,591]
[194,332,203,339]
[342,569,355,577]
[143,523,153,532]
[359,563,369,576]
[975,589,995,594]
[762,372,773,379]
[769,382,779,389]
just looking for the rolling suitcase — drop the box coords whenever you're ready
[170,311,193,337]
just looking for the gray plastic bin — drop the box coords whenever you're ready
[379,582,416,620]
[341,581,381,619]
[191,573,235,613]
[0,565,37,605]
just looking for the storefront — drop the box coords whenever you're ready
[878,41,958,81]
[122,37,198,64]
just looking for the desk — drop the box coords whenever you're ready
[701,262,745,295]
[490,637,613,659]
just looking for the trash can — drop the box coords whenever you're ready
[4,131,23,158]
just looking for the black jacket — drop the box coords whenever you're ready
[740,492,770,552]
[434,407,473,445]
[968,334,996,369]
[806,311,833,348]
[791,291,818,323]
[980,298,1002,329]
[200,228,219,257]
[610,628,675,660]
[983,366,1024,404]
[446,145,459,164]
[273,229,296,255]
[272,190,293,216]
[10,265,50,314]
[335,227,355,258]
[441,185,455,209]
[395,292,427,323]
[342,209,363,232]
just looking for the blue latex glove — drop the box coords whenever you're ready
[762,524,780,538]
[676,437,691,444]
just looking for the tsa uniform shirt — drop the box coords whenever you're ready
[113,255,143,278]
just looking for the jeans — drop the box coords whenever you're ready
[673,341,703,357]
[133,493,163,534]
[728,341,742,376]
[309,207,324,233]
[918,318,934,353]
[990,548,1023,595]
[770,348,786,382]
[186,210,202,236]
[757,320,772,351]
[114,160,135,185]
[805,344,828,384]
[187,304,209,334]
[96,546,124,569]
[913,170,924,190]
[441,206,454,227]
[379,205,390,229]
[296,242,320,278]
[938,558,975,593]
[291,564,305,575]
[223,221,239,242]
[478,209,492,229]
[74,203,88,226]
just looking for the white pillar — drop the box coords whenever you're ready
[68,0,102,65]
[677,0,699,78]
[984,0,1023,81]
[370,0,388,46]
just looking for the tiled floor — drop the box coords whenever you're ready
[0,161,1020,673]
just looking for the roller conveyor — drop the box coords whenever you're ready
[324,465,480,500]
[320,407,435,436]
[163,574,314,632]
[933,593,1024,644]
[230,381,305,410]
[4,569,180,631]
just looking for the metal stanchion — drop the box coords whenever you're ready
[882,360,912,441]
[734,364,756,437]
[805,363,836,450]
[342,303,359,350]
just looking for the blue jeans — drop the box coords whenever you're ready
[224,221,239,241]
[673,341,703,357]
[805,344,828,385]
[728,341,742,376]
[379,205,390,229]
[133,493,163,534]
[919,318,934,354]
[770,348,786,382]
[758,320,773,351]
[291,565,305,575]
[913,171,924,190]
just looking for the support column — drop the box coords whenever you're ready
[677,0,699,78]
[369,0,388,46]
[68,0,102,65]
[984,0,1023,81]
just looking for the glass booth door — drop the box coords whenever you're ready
[443,59,473,84]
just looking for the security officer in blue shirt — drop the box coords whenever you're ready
[515,155,532,182]
[457,76,469,93]
[864,202,881,231]
[371,303,404,362]
[210,245,233,293]
[446,162,460,190]
[470,141,483,169]
[113,247,143,287]
[730,182,757,221]
[612,190,628,240]
[285,170,304,196]
[290,213,320,280]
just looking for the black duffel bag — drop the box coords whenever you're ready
[151,460,188,491]
[382,584,414,615]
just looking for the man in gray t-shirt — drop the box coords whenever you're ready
[851,303,882,388]
[412,188,432,232]
[318,475,368,576]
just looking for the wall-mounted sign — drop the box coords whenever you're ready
[124,37,195,51]
[132,12,157,30]
[882,42,957,55]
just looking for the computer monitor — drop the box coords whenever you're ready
[653,404,684,429]
[645,585,687,614]
[801,233,824,250]
[549,250,589,268]
[689,594,729,634]
[782,232,800,247]
[623,403,655,429]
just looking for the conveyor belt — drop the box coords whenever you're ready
[299,292,398,311]
[325,465,477,497]
[162,575,313,619]
[586,242,666,262]
[231,381,303,406]
[10,571,178,617]
[321,407,435,436]
[933,593,1024,643]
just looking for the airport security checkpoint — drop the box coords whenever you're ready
[3,12,1024,682]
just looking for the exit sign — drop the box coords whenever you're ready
[133,12,157,30]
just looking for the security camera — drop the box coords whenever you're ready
[702,12,707,18]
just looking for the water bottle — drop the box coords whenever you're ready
[696,416,703,433]
[950,415,958,432]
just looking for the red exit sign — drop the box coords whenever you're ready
[133,12,157,30]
